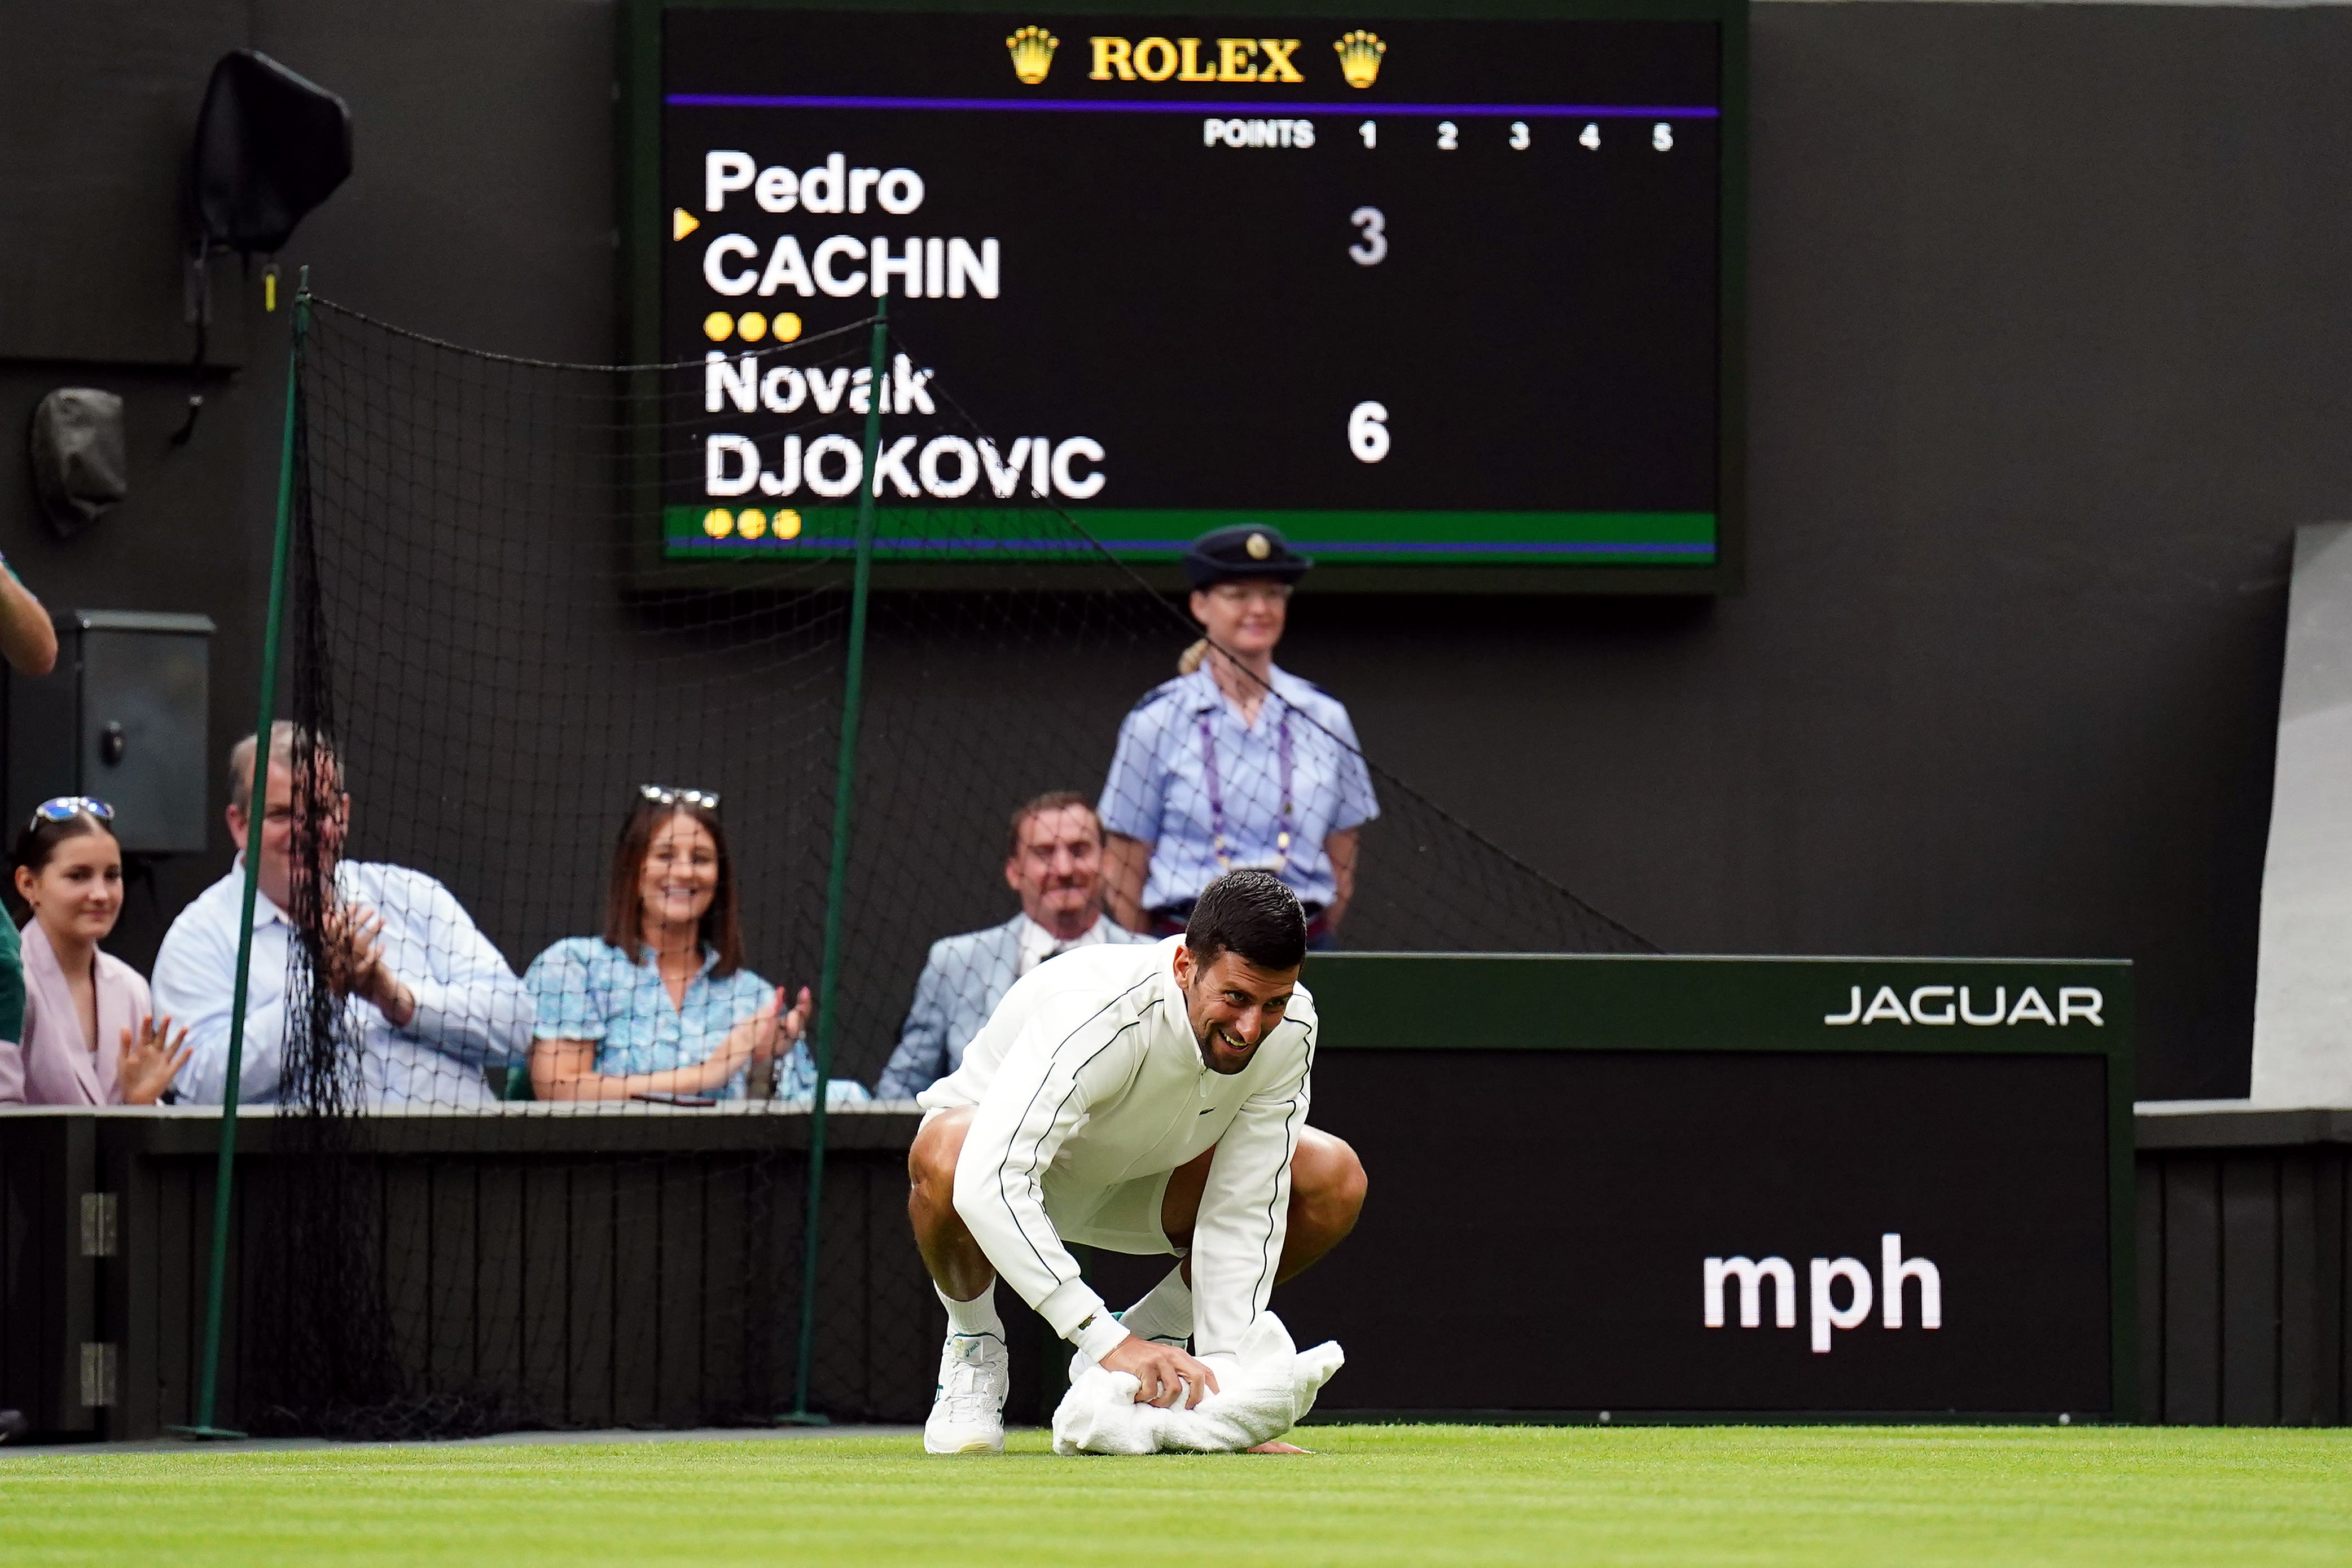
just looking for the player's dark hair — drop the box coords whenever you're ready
[1005,790,1098,860]
[603,798,744,977]
[1184,869,1307,973]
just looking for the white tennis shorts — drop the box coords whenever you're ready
[927,1105,1178,1257]
[1041,1162,1178,1256]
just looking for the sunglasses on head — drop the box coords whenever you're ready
[29,796,113,832]
[639,784,720,810]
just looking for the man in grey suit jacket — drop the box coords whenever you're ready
[875,792,1147,1101]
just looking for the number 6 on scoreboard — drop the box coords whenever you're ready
[1349,401,1390,463]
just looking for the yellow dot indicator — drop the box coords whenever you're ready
[702,508,735,538]
[771,313,804,343]
[736,508,768,539]
[703,311,734,342]
[736,312,767,342]
[774,509,803,539]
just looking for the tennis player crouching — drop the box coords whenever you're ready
[907,868,1366,1454]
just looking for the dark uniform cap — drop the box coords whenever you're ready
[1182,524,1313,589]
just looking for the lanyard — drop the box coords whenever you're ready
[1197,703,1294,875]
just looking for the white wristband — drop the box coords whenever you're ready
[1072,1312,1132,1365]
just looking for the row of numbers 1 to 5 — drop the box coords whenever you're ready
[1357,119,1676,152]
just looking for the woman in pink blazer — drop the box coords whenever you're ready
[11,798,187,1105]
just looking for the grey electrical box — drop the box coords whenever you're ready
[7,612,216,855]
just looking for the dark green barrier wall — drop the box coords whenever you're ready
[5,960,2347,1433]
[1283,954,2135,1419]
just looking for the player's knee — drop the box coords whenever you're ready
[908,1110,968,1203]
[1296,1133,1367,1237]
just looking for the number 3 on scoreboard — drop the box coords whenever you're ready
[1349,401,1390,463]
[1348,208,1386,267]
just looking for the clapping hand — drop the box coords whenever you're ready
[119,1014,193,1105]
[319,900,379,997]
[771,987,818,1062]
[716,988,783,1079]
[758,985,814,1065]
[703,987,819,1095]
[320,901,415,1025]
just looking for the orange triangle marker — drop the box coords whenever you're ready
[673,208,700,241]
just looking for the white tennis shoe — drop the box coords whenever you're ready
[924,1333,1009,1455]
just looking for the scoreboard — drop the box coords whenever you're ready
[624,2,1746,590]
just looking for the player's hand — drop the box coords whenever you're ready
[1247,1440,1311,1455]
[1098,1334,1220,1409]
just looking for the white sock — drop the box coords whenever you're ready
[1117,1266,1193,1345]
[937,1280,1003,1341]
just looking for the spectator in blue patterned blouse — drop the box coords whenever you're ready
[525,787,813,1101]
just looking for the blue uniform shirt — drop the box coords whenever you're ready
[524,937,814,1100]
[1099,663,1379,912]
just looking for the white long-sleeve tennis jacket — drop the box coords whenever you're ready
[916,936,1316,1368]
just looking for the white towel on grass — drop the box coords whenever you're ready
[1051,1312,1344,1456]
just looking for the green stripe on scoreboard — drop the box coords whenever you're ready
[663,506,1718,566]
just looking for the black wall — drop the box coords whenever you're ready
[5,1,2342,1097]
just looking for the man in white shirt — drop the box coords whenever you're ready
[909,868,1367,1454]
[875,791,1148,1101]
[153,723,530,1108]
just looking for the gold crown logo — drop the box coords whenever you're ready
[1006,25,1059,85]
[1333,30,1385,90]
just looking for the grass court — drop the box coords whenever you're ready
[3,1425,2346,1565]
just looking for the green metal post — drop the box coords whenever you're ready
[784,296,889,1424]
[172,277,310,1439]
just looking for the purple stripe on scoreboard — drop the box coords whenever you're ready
[671,538,1717,555]
[666,94,1721,118]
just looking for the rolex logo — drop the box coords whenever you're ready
[1333,30,1385,90]
[1006,25,1059,85]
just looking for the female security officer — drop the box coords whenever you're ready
[1098,525,1378,948]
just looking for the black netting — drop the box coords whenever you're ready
[227,292,1647,1438]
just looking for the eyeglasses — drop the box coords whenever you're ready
[29,796,113,831]
[639,784,721,810]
